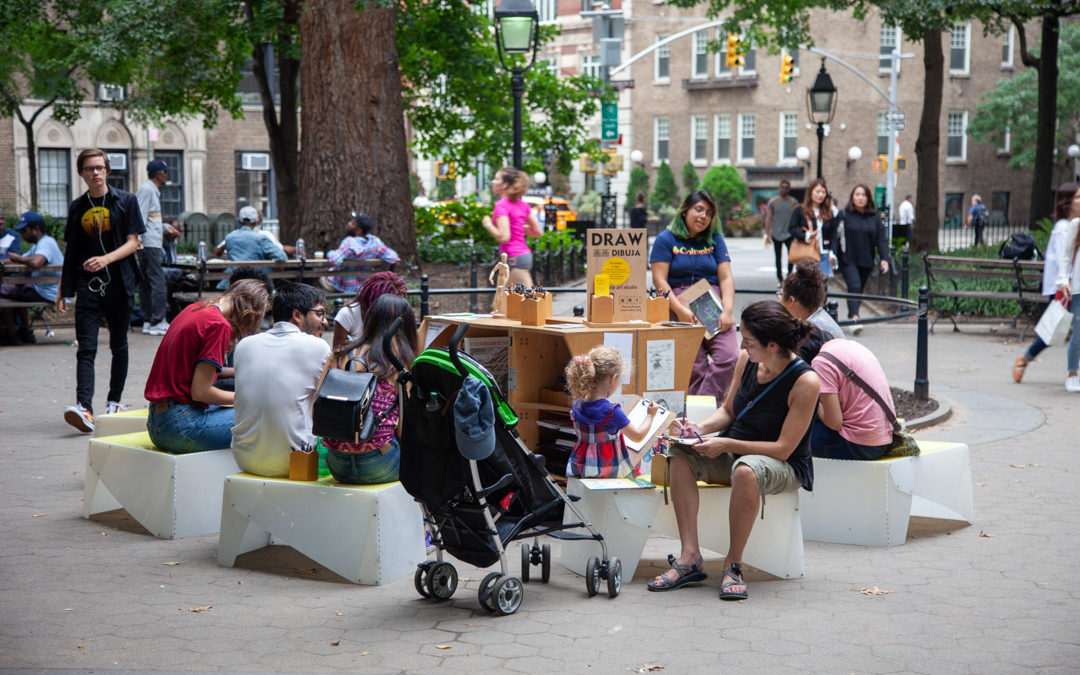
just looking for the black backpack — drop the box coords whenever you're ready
[974,204,990,228]
[998,232,1041,261]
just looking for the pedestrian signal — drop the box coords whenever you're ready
[874,155,888,173]
[895,155,907,172]
[780,54,794,83]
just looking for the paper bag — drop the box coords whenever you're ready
[289,449,319,481]
[1035,299,1072,345]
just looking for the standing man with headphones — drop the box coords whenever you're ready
[57,148,145,432]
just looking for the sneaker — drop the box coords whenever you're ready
[1066,375,1080,393]
[141,323,153,334]
[106,401,128,415]
[146,322,169,336]
[64,404,95,433]
[850,324,864,337]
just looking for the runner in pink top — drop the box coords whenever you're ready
[482,166,543,287]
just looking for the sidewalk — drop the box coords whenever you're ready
[0,320,1077,673]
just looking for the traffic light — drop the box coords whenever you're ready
[725,34,743,68]
[779,53,794,83]
[895,155,907,172]
[436,160,456,180]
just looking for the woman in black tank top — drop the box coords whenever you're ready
[648,301,820,601]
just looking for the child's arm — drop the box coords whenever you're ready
[621,399,658,443]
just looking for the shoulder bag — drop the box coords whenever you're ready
[312,351,385,444]
[817,351,919,457]
[789,211,820,263]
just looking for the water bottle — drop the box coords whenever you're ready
[197,240,207,263]
[295,237,305,260]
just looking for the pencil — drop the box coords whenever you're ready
[680,410,686,439]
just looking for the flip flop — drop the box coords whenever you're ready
[719,563,748,601]
[646,555,707,592]
[1013,355,1028,383]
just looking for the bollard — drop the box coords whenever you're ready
[901,248,910,300]
[556,246,565,285]
[915,285,930,403]
[568,245,577,280]
[469,252,478,314]
[544,249,553,286]
[420,274,429,319]
[826,299,839,322]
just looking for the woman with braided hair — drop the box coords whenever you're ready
[331,271,408,351]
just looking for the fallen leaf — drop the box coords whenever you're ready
[335,612,343,616]
[1034,581,1048,587]
[979,530,997,538]
[237,580,242,585]
[77,645,85,649]
[63,608,74,612]
[188,606,213,613]
[361,651,370,656]
[1010,464,1026,469]
[330,641,340,647]
[1030,462,1045,467]
[162,562,181,566]
[101,532,108,536]
[975,482,986,487]
[637,665,665,673]
[436,645,452,650]
[464,622,482,627]
[859,587,893,595]
[294,567,317,575]
[33,513,45,517]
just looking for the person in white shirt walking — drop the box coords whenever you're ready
[136,159,170,335]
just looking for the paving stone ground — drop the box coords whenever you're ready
[1,314,1077,674]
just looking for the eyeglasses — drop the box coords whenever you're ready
[81,165,108,174]
[306,308,326,318]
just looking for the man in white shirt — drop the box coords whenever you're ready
[231,282,331,477]
[897,195,915,242]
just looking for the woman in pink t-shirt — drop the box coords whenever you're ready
[482,166,543,287]
[799,326,895,460]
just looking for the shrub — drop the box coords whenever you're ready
[680,161,699,196]
[701,165,747,222]
[625,167,650,214]
[650,161,678,211]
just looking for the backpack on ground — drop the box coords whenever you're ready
[998,232,1041,261]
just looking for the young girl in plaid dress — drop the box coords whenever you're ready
[564,346,658,478]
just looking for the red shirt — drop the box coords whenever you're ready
[144,303,233,407]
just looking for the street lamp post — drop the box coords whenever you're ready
[1068,144,1080,182]
[806,60,837,180]
[494,0,540,170]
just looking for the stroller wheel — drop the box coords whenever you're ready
[585,556,601,597]
[541,544,551,583]
[606,557,622,598]
[520,544,531,582]
[478,572,502,612]
[425,562,458,601]
[414,560,436,598]
[492,576,524,616]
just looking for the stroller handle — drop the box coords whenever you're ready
[447,322,470,377]
[382,317,405,372]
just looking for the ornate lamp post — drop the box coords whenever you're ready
[494,0,540,170]
[806,60,837,180]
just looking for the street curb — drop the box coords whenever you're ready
[905,396,952,431]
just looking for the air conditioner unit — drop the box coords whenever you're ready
[107,153,127,171]
[241,152,271,171]
[98,83,125,102]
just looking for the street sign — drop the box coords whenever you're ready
[601,102,618,141]
[886,110,905,130]
[610,79,634,92]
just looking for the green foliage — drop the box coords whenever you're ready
[968,23,1080,171]
[680,161,700,195]
[435,179,456,201]
[650,162,679,211]
[396,4,612,176]
[625,167,650,214]
[528,227,580,253]
[701,165,748,221]
[413,196,497,264]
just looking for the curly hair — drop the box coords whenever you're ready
[564,345,625,402]
[740,300,812,357]
[345,270,408,319]
[495,166,530,201]
[780,259,827,312]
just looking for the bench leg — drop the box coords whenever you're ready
[217,489,270,568]
[82,454,122,517]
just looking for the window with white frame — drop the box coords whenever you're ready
[714,114,731,163]
[999,124,1011,155]
[780,112,798,162]
[715,36,732,78]
[738,113,755,163]
[536,0,556,22]
[950,23,971,74]
[879,24,899,73]
[692,31,708,79]
[581,54,602,79]
[38,148,71,218]
[655,34,670,82]
[946,111,968,160]
[655,117,670,162]
[877,111,889,155]
[691,115,708,164]
[740,41,756,75]
[1001,26,1014,69]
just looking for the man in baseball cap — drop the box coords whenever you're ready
[1,211,64,344]
[136,159,170,335]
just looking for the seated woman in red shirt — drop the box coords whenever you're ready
[144,279,270,453]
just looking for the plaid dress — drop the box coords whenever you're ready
[567,402,636,479]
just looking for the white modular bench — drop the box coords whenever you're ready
[799,439,974,547]
[84,432,239,539]
[561,476,804,582]
[217,473,426,585]
[93,407,149,438]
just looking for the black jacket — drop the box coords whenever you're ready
[62,188,145,298]
[837,209,891,269]
[787,205,838,255]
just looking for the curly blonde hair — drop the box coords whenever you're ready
[496,166,530,201]
[564,345,625,401]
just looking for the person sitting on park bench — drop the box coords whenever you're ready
[231,282,331,477]
[648,301,819,601]
[325,212,400,295]
[331,270,408,351]
[1,211,64,345]
[777,259,845,341]
[213,206,287,290]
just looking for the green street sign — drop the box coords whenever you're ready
[601,102,618,141]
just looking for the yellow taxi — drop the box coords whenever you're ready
[523,196,577,230]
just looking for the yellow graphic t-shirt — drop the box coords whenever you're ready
[80,206,112,236]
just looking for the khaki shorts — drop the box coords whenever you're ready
[668,444,799,516]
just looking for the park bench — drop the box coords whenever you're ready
[799,439,974,547]
[170,258,394,302]
[0,262,64,333]
[84,431,240,539]
[92,406,149,438]
[922,254,1046,333]
[217,473,426,585]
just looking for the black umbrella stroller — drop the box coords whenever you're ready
[388,321,621,615]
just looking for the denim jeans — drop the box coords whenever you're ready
[147,400,235,454]
[137,247,167,325]
[75,276,131,413]
[326,438,400,484]
[810,420,890,461]
[1068,294,1080,373]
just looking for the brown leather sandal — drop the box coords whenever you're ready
[1013,355,1028,383]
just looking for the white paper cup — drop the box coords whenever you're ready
[314,251,325,259]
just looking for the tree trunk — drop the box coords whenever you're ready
[24,118,37,208]
[297,0,416,264]
[912,28,943,254]
[1030,15,1059,223]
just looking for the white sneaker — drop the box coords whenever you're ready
[64,404,95,433]
[851,324,864,336]
[146,321,169,336]
[141,323,153,334]
[1066,375,1080,393]
[106,401,128,415]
